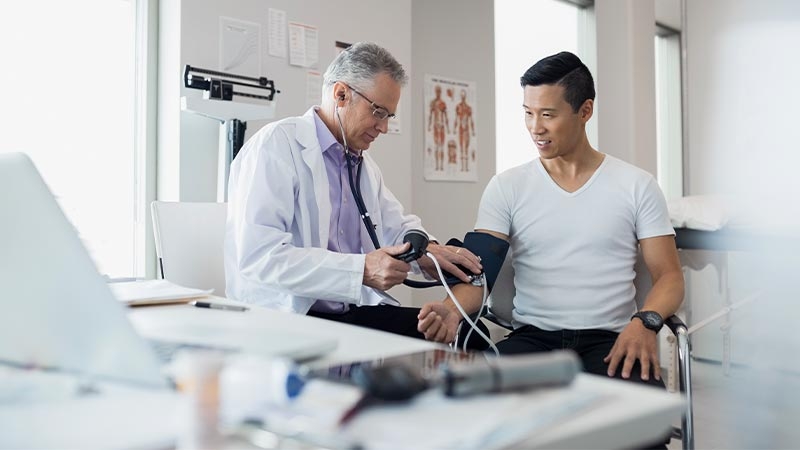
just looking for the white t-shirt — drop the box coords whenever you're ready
[476,155,675,332]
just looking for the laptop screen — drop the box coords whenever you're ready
[0,152,167,388]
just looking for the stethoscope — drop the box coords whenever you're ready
[334,101,466,289]
[335,102,382,251]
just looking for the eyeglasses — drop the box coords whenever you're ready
[346,85,395,120]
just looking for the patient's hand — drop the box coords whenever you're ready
[603,320,661,381]
[417,301,461,344]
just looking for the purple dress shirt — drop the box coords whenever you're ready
[310,109,363,314]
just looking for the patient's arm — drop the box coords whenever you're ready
[417,229,510,343]
[417,283,484,343]
[604,235,685,380]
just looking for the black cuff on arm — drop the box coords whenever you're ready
[446,232,510,292]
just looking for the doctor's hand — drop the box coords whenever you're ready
[603,320,661,381]
[363,243,412,291]
[417,244,482,283]
[417,301,460,344]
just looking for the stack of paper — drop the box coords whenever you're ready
[109,279,213,306]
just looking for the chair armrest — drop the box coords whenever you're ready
[664,314,687,336]
[664,314,689,336]
[663,313,695,449]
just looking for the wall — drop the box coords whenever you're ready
[654,0,680,30]
[685,0,800,203]
[409,0,496,306]
[595,0,658,175]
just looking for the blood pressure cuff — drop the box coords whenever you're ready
[446,231,510,292]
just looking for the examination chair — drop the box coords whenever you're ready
[151,201,228,295]
[458,249,695,450]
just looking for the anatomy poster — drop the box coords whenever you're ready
[424,74,478,182]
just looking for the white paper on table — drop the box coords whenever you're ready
[109,279,213,306]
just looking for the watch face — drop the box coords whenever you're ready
[636,311,663,331]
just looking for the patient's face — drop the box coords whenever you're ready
[522,84,589,160]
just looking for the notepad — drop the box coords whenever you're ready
[109,279,213,306]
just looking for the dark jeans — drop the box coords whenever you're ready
[307,304,491,350]
[496,325,670,449]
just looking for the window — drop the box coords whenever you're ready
[0,0,149,278]
[494,0,596,174]
[655,31,684,200]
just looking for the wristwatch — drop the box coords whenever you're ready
[631,311,664,333]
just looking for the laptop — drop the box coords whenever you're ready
[0,152,335,390]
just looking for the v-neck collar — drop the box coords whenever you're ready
[535,155,608,197]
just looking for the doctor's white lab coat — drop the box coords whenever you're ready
[224,108,428,314]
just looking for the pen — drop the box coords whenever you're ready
[191,301,249,312]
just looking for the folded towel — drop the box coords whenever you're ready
[668,195,733,231]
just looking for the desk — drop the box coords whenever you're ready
[132,299,683,449]
[128,296,444,367]
[516,375,681,448]
[2,299,683,449]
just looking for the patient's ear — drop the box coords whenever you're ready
[579,99,593,122]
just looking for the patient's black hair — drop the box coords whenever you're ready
[520,51,595,113]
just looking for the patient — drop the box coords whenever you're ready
[418,52,684,446]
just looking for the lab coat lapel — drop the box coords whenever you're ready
[297,109,331,246]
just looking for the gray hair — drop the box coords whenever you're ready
[322,42,408,101]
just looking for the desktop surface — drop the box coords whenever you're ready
[5,300,683,450]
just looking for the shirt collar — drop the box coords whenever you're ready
[313,108,342,157]
[313,108,363,168]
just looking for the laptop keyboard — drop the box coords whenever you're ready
[147,339,238,363]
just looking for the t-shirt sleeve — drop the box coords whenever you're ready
[475,175,513,235]
[636,177,676,239]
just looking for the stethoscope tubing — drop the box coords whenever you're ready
[336,102,457,288]
[346,152,382,251]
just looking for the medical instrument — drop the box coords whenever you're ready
[439,350,581,397]
[184,65,280,102]
[182,65,280,201]
[426,251,498,354]
[333,350,580,405]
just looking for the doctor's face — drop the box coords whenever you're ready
[342,73,400,151]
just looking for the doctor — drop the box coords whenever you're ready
[224,42,481,339]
